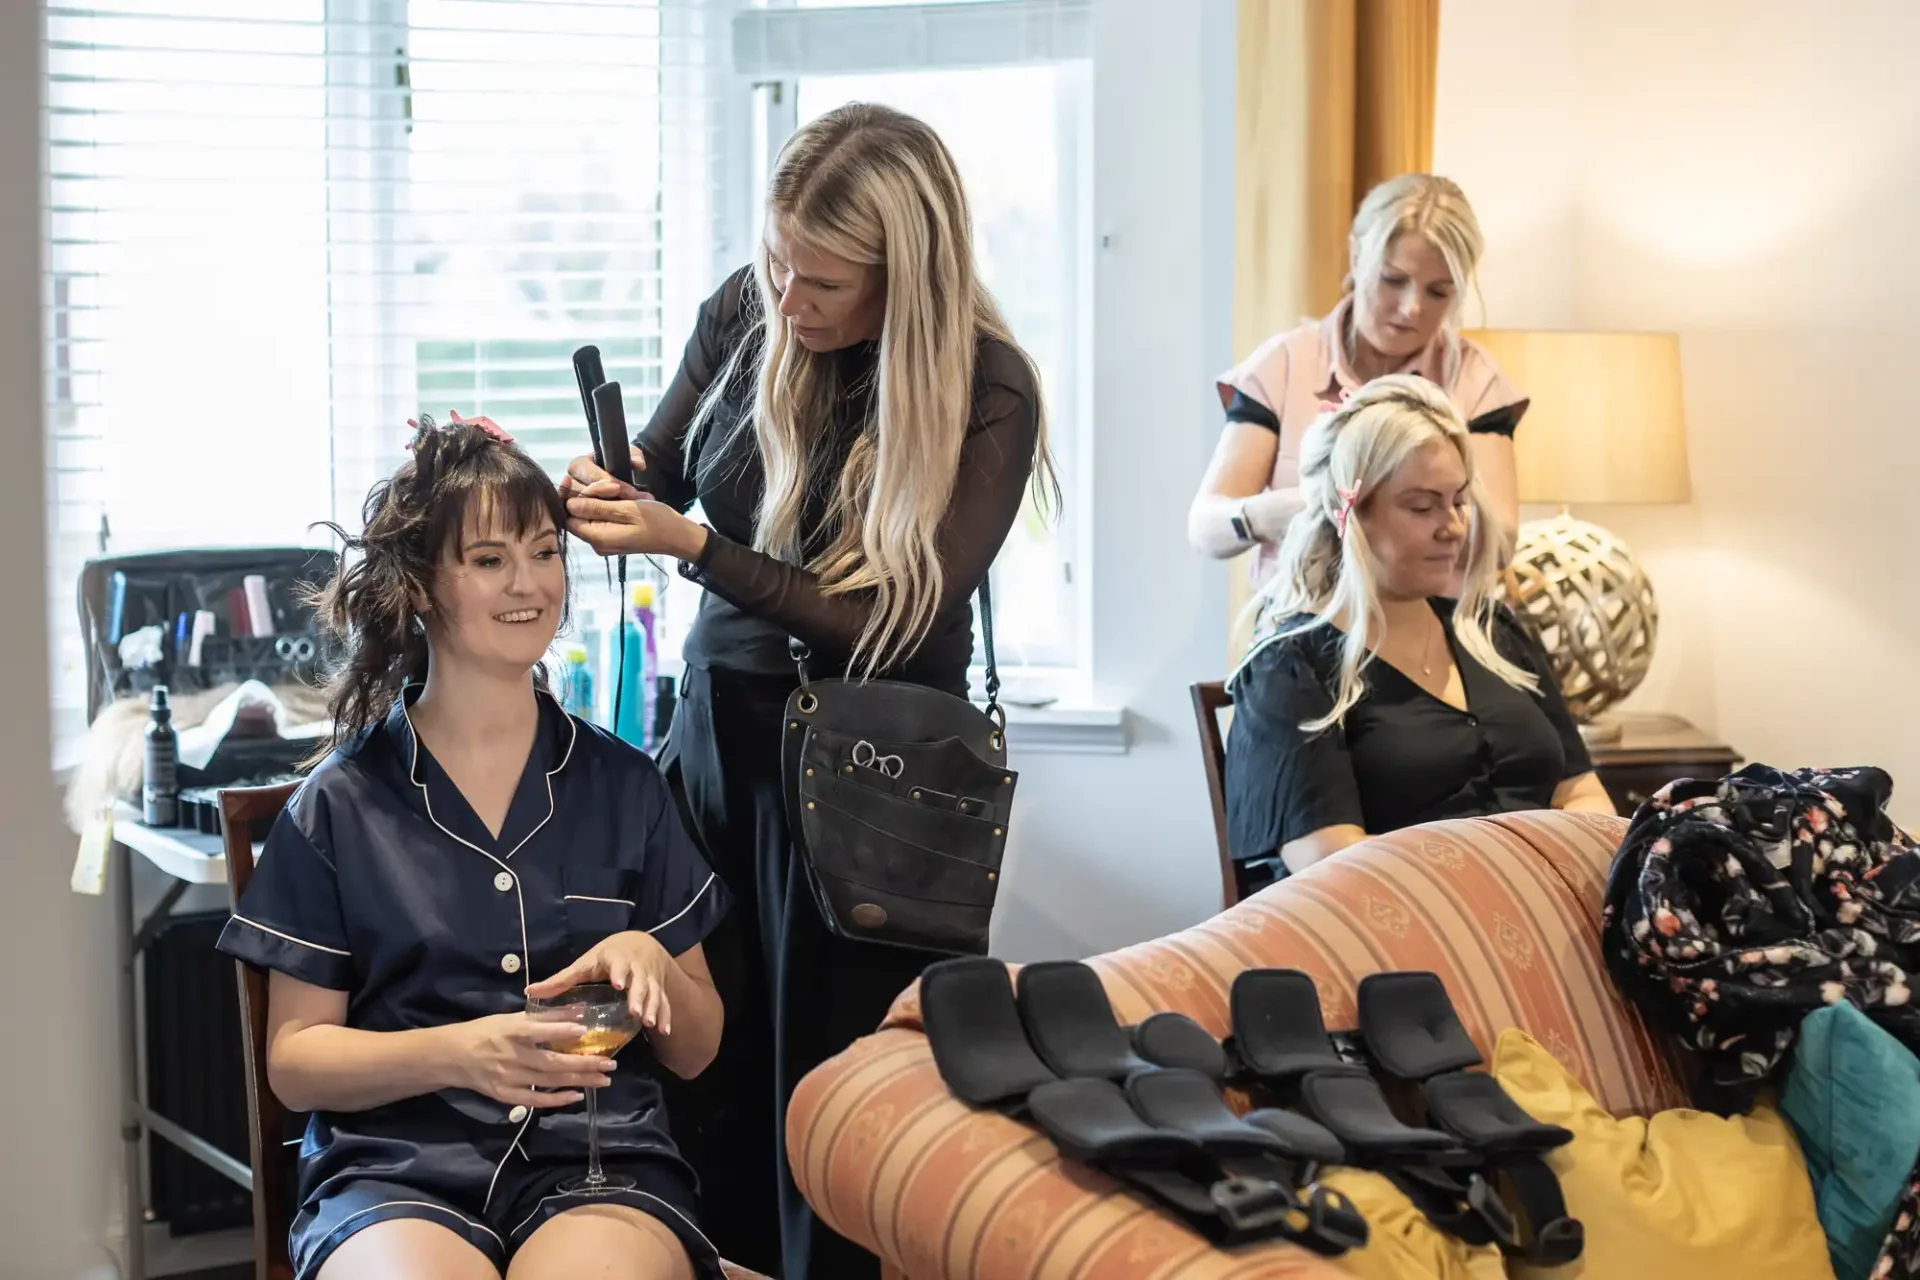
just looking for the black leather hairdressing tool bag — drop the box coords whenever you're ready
[781,578,1014,955]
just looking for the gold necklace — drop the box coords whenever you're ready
[1421,615,1441,676]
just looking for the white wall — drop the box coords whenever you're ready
[1435,0,1920,821]
[990,0,1237,961]
[1,3,118,1275]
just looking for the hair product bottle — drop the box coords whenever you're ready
[614,582,658,751]
[142,685,180,827]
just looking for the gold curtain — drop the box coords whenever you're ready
[1226,0,1441,660]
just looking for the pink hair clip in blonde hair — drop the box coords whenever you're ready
[1333,482,1362,537]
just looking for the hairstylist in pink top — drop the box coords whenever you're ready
[1189,174,1529,591]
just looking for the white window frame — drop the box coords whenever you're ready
[729,0,1105,743]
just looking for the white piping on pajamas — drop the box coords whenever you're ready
[229,915,351,957]
[562,894,635,908]
[402,688,578,1213]
[326,1198,504,1249]
[509,1187,719,1258]
[646,872,717,936]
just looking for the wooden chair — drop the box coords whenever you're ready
[220,781,302,1280]
[1189,681,1239,909]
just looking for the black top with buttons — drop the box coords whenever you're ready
[215,687,730,1197]
[636,265,1041,694]
[1224,599,1592,863]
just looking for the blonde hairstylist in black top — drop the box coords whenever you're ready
[560,104,1054,1280]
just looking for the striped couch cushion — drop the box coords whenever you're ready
[788,810,1685,1279]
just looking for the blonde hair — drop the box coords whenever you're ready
[1236,374,1533,731]
[692,103,1053,676]
[1347,174,1485,384]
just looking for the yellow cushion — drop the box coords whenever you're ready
[1490,1029,1835,1280]
[1318,1168,1506,1280]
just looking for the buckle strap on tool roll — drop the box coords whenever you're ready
[1355,972,1583,1267]
[1229,968,1539,1258]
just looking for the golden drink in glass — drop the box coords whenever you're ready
[527,982,642,1194]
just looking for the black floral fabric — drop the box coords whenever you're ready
[1602,763,1920,1278]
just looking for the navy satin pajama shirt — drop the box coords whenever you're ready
[216,689,732,1277]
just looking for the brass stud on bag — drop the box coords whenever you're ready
[806,801,816,811]
[988,872,997,882]
[993,827,1003,837]
[806,767,814,777]
[1003,775,1012,785]
[911,789,922,801]
[843,764,853,774]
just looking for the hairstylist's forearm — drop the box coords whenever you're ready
[663,513,709,563]
[1187,487,1306,558]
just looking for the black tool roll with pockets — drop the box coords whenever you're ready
[920,956,1367,1254]
[920,958,1586,1264]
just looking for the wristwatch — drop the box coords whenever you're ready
[1228,500,1255,544]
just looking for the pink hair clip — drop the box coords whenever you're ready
[1333,482,1362,537]
[448,409,514,444]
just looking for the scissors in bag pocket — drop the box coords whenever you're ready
[274,635,318,663]
[852,739,906,780]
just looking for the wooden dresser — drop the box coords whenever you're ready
[1588,713,1742,815]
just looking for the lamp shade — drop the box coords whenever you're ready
[1462,329,1690,506]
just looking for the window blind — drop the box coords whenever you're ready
[44,0,732,746]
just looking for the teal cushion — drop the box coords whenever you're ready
[1781,1001,1920,1280]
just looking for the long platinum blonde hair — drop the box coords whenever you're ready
[1237,374,1533,731]
[693,103,1052,675]
[1347,174,1486,385]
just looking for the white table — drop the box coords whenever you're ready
[111,801,264,1280]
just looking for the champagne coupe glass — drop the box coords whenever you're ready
[527,982,641,1194]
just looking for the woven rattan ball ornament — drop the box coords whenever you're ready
[1497,513,1658,721]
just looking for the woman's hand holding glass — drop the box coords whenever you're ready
[526,930,678,1035]
[437,1010,614,1108]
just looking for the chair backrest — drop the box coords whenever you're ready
[1189,681,1237,909]
[220,781,302,1280]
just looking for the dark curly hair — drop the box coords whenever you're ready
[305,415,570,765]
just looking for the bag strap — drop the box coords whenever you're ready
[789,570,1006,734]
[977,573,1002,723]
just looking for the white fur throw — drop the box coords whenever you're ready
[65,681,331,834]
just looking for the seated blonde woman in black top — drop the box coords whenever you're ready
[1225,374,1613,893]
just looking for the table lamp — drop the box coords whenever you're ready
[1460,329,1690,744]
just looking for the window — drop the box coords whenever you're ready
[44,0,729,754]
[44,0,1093,764]
[736,0,1093,681]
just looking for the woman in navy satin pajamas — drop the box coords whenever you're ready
[217,415,732,1280]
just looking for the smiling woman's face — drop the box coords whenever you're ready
[1352,231,1457,363]
[425,500,566,673]
[1357,439,1472,601]
[764,217,886,352]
